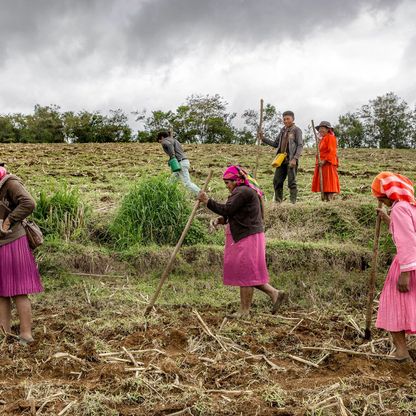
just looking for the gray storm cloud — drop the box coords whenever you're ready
[125,0,403,62]
[0,0,404,66]
[0,0,413,123]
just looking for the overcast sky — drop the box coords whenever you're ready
[1,0,415,130]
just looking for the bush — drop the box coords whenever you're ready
[110,175,207,248]
[33,186,88,241]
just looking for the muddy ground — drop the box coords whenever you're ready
[1,276,415,416]
[1,144,415,414]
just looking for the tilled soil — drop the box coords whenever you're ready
[1,301,415,415]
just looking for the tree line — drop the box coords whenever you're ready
[0,105,132,144]
[1,92,415,148]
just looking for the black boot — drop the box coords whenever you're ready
[275,188,283,203]
[290,188,297,204]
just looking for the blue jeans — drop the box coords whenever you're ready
[172,159,200,196]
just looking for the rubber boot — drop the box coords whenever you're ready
[274,188,283,203]
[289,189,297,204]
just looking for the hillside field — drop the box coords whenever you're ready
[1,143,416,416]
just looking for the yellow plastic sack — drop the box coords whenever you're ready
[272,153,287,168]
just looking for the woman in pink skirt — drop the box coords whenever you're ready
[0,165,43,344]
[198,165,286,318]
[372,171,416,361]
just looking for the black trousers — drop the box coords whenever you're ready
[273,161,298,203]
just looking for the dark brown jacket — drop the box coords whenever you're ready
[0,175,36,247]
[207,186,263,242]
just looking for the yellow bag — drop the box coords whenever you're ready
[272,153,287,168]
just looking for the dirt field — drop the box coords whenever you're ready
[1,144,416,415]
[1,274,415,416]
[2,143,415,208]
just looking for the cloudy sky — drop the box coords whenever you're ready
[1,0,415,130]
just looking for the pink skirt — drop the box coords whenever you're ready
[223,226,269,287]
[376,256,416,334]
[0,236,43,297]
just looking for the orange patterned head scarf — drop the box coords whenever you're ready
[371,172,415,204]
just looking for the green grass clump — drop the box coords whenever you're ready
[110,175,206,248]
[33,185,89,241]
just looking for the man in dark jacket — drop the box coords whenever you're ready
[262,111,303,203]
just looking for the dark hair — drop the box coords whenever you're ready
[282,111,295,119]
[0,163,4,167]
[156,131,170,141]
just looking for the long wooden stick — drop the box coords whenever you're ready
[254,99,264,179]
[311,120,325,201]
[144,170,213,316]
[364,200,383,340]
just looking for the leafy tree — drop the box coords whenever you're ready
[359,92,413,148]
[0,115,19,143]
[135,110,174,142]
[64,109,132,143]
[0,106,65,143]
[179,94,236,143]
[334,112,365,148]
[101,109,132,142]
[22,105,65,143]
[335,93,414,148]
[240,103,282,144]
[135,94,237,143]
[64,111,95,143]
[411,106,416,148]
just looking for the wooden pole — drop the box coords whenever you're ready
[311,120,325,201]
[254,99,264,180]
[364,200,383,340]
[144,170,213,316]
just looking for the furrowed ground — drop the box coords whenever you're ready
[1,143,416,415]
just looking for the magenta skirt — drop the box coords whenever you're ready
[0,236,43,297]
[376,256,416,334]
[223,226,269,287]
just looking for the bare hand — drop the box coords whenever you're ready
[208,218,218,233]
[217,217,226,225]
[0,219,12,235]
[289,159,297,169]
[319,160,327,167]
[2,218,11,232]
[397,272,410,293]
[209,218,218,232]
[198,191,209,204]
[376,208,390,225]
